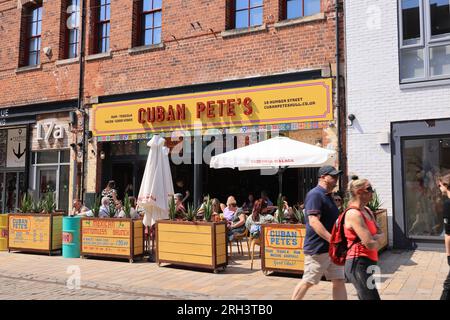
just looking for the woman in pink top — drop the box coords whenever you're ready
[344,176,384,300]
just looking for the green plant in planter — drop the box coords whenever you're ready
[168,195,176,220]
[41,192,56,214]
[19,193,34,213]
[292,206,305,224]
[276,193,285,224]
[108,201,117,218]
[367,189,383,213]
[32,199,44,214]
[92,195,101,218]
[123,193,131,219]
[202,196,213,222]
[185,203,196,222]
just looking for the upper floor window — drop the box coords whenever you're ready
[26,4,42,66]
[66,0,80,58]
[399,0,450,83]
[235,0,263,29]
[141,0,162,46]
[96,0,110,53]
[285,0,321,20]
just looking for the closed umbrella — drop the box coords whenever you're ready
[137,135,174,227]
[209,136,336,195]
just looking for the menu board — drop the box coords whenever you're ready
[8,215,51,250]
[81,219,132,256]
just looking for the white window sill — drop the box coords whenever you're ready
[400,77,450,89]
[128,43,165,55]
[56,57,80,66]
[15,64,42,74]
[86,50,112,62]
[221,24,267,38]
[274,13,326,29]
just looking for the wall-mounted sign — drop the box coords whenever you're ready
[92,79,333,136]
[36,122,65,141]
[0,108,8,126]
[7,128,27,168]
[32,114,70,151]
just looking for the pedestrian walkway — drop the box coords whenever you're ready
[0,248,446,300]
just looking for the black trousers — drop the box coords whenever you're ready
[345,257,381,300]
[441,269,450,300]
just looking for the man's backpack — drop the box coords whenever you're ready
[329,206,360,266]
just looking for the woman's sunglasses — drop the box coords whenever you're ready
[365,186,374,193]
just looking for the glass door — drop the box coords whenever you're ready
[37,167,57,203]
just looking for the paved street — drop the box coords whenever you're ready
[0,246,447,300]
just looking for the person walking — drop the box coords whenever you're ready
[291,165,347,300]
[438,173,450,300]
[344,176,384,300]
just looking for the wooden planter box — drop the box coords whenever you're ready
[155,220,227,273]
[375,209,389,252]
[8,213,63,255]
[261,223,306,276]
[0,214,8,251]
[80,218,144,263]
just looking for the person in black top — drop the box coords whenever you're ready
[438,173,450,300]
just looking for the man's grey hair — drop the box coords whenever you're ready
[174,193,183,200]
[101,197,110,206]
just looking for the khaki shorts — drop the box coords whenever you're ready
[302,253,345,285]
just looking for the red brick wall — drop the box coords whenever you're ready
[0,0,343,108]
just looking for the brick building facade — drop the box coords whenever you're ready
[0,0,345,212]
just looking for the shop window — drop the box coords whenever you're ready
[19,1,43,67]
[228,0,264,29]
[282,0,321,20]
[402,137,450,238]
[31,150,70,212]
[399,0,450,83]
[133,0,162,47]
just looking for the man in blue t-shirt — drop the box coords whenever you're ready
[292,165,347,300]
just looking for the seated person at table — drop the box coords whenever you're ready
[227,202,246,241]
[222,196,239,222]
[174,193,186,218]
[242,193,255,214]
[71,199,89,216]
[245,199,274,239]
[116,197,140,219]
[261,190,273,207]
[99,197,110,218]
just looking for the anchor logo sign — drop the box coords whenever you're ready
[13,142,26,160]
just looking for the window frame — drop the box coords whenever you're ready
[140,0,162,46]
[26,4,43,66]
[285,0,321,20]
[65,0,80,59]
[399,0,450,83]
[234,0,264,29]
[96,0,111,54]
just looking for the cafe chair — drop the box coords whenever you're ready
[249,236,261,270]
[229,228,250,257]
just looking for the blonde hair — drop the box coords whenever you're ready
[347,175,370,202]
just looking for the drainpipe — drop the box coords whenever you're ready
[335,0,344,191]
[77,0,87,203]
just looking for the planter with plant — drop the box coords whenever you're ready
[8,192,63,255]
[80,194,144,263]
[367,189,388,252]
[155,195,227,273]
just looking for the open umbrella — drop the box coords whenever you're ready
[209,136,336,195]
[137,135,174,227]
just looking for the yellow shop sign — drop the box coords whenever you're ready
[92,78,333,136]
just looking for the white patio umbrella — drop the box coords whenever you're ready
[137,135,174,227]
[209,136,336,195]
